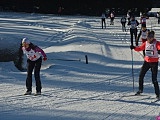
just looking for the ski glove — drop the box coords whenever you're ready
[130,45,135,50]
[43,57,47,61]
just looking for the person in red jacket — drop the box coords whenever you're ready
[130,31,160,99]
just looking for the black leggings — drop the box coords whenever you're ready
[130,28,137,46]
[26,57,42,92]
[101,18,106,29]
[138,61,159,95]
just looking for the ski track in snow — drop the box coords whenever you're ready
[0,12,160,120]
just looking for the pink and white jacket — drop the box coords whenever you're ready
[22,46,47,61]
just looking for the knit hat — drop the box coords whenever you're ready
[147,31,154,38]
[22,38,30,44]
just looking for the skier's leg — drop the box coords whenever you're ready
[104,20,106,28]
[151,62,159,96]
[134,29,138,46]
[123,23,125,31]
[138,61,150,93]
[101,19,103,29]
[111,18,113,25]
[124,23,126,31]
[26,60,35,92]
[112,18,114,25]
[122,23,124,31]
[130,29,133,46]
[34,57,42,93]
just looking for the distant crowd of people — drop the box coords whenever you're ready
[100,10,156,47]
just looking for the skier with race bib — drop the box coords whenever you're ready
[121,16,127,32]
[110,12,115,25]
[130,31,160,99]
[140,14,149,28]
[136,24,150,55]
[22,38,47,95]
[101,12,106,29]
[128,15,139,46]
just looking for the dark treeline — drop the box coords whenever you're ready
[0,0,156,16]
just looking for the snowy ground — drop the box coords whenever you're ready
[0,12,160,120]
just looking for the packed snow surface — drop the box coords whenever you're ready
[0,12,160,120]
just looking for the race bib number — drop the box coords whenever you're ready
[131,24,136,29]
[145,50,154,56]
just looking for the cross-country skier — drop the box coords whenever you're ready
[109,12,114,25]
[127,9,132,22]
[136,24,150,55]
[157,12,160,24]
[101,12,106,29]
[130,31,160,99]
[140,14,149,28]
[127,15,139,46]
[22,38,47,95]
[121,16,127,32]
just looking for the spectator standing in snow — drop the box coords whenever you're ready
[22,38,47,95]
[136,24,150,55]
[130,31,160,99]
[101,12,106,29]
[121,16,127,32]
[127,16,139,46]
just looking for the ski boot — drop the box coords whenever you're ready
[24,91,32,95]
[135,90,142,96]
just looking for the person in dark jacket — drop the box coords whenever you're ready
[128,16,139,46]
[130,31,160,99]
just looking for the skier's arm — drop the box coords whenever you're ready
[35,47,47,58]
[136,20,139,26]
[156,41,160,50]
[134,42,145,51]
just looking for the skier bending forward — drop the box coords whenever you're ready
[22,38,47,95]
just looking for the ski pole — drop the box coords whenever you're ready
[131,49,135,92]
[49,55,89,64]
[49,58,81,61]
